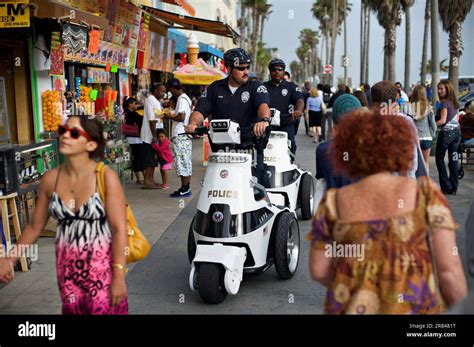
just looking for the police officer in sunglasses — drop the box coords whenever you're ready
[187,48,272,188]
[263,58,304,155]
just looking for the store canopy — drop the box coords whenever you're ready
[174,58,226,85]
[141,6,240,44]
[168,29,223,58]
[159,0,196,16]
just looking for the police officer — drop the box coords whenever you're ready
[187,48,271,187]
[264,58,304,155]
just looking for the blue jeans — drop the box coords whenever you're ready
[435,128,461,193]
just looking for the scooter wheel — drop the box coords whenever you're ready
[299,173,314,220]
[188,217,197,263]
[274,212,300,279]
[197,263,228,304]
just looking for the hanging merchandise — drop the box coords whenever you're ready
[62,23,89,57]
[88,29,100,54]
[33,34,51,72]
[179,53,187,68]
[137,12,150,52]
[87,67,110,84]
[75,77,82,100]
[50,32,64,76]
[119,70,130,102]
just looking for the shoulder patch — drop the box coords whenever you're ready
[257,85,268,93]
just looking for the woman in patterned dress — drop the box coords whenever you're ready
[0,116,128,314]
[308,110,467,314]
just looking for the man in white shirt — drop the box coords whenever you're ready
[163,78,193,197]
[141,83,166,189]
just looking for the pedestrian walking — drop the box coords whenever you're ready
[123,97,145,184]
[435,79,462,195]
[408,85,437,175]
[0,115,129,314]
[164,78,193,198]
[309,110,467,314]
[306,87,324,143]
[315,94,362,189]
[352,90,369,110]
[371,80,427,178]
[141,83,167,189]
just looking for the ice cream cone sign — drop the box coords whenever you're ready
[187,33,199,65]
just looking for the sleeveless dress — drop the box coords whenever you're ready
[48,166,128,314]
[308,177,457,314]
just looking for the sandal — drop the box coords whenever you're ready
[158,184,169,190]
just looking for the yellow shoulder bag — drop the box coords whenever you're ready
[96,162,151,264]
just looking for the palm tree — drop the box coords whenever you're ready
[422,58,449,75]
[246,0,272,74]
[360,0,371,84]
[259,3,272,45]
[290,60,304,85]
[311,0,351,85]
[296,29,320,82]
[438,0,473,94]
[239,0,246,48]
[369,0,402,82]
[401,0,414,92]
[420,0,431,85]
[256,42,272,80]
[238,0,253,50]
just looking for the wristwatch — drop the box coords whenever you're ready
[260,117,271,123]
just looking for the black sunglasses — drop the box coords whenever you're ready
[271,68,284,72]
[234,66,250,71]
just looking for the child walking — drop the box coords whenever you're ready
[152,129,173,190]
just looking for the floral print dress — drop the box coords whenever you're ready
[308,177,457,314]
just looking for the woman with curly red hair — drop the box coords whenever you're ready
[308,110,467,314]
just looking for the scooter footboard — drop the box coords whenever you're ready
[193,244,247,281]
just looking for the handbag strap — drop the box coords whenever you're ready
[96,162,106,204]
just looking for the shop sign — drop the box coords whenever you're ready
[0,2,30,28]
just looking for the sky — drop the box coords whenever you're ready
[262,0,474,87]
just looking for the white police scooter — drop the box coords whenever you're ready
[187,120,300,304]
[264,109,315,220]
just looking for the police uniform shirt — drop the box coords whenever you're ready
[195,77,270,128]
[263,80,303,116]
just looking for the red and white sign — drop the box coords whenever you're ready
[323,64,332,74]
